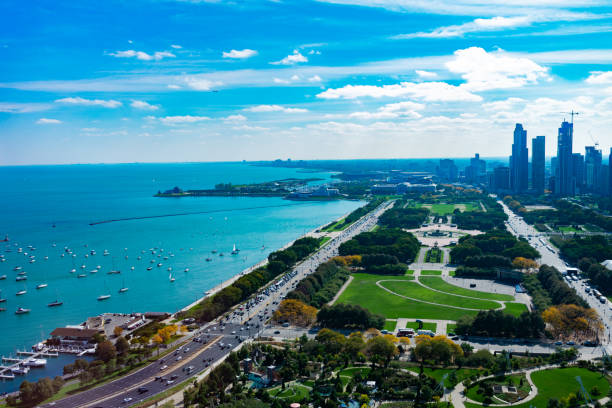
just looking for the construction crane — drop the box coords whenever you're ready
[561,110,580,124]
[588,130,599,148]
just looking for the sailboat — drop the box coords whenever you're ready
[36,283,47,289]
[108,258,120,274]
[184,268,189,272]
[0,290,6,302]
[48,300,63,307]
[15,307,30,315]
[231,244,239,255]
[169,273,175,283]
[119,279,128,293]
[97,294,111,301]
[0,275,6,280]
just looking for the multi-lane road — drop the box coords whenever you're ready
[45,200,393,408]
[500,200,612,354]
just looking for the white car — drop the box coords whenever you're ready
[160,365,168,371]
[123,397,133,403]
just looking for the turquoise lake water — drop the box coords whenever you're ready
[0,162,362,391]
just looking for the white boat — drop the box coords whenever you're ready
[205,258,212,262]
[119,287,128,293]
[24,358,47,367]
[0,275,6,280]
[147,266,153,271]
[0,290,6,302]
[15,307,30,314]
[80,264,86,269]
[77,274,86,278]
[130,266,135,270]
[231,244,239,255]
[70,268,76,273]
[97,294,111,301]
[184,268,189,272]
[169,273,175,282]
[11,365,30,374]
[14,266,21,271]
[36,283,48,289]
[16,276,27,281]
[90,269,98,273]
[167,267,172,271]
[16,290,27,296]
[157,263,162,267]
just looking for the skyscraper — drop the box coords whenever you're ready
[555,120,574,196]
[465,153,486,184]
[585,146,602,192]
[573,153,584,193]
[436,159,458,181]
[531,136,545,194]
[493,166,511,192]
[510,123,529,193]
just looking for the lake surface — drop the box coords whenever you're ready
[0,162,362,392]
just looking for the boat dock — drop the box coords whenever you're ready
[0,347,58,381]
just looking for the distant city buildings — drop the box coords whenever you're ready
[436,159,458,181]
[465,154,486,184]
[555,120,575,196]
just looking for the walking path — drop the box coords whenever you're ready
[414,273,506,310]
[328,275,353,306]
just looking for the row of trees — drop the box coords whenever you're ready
[12,376,65,406]
[455,310,545,338]
[317,303,385,330]
[450,231,538,266]
[537,266,588,307]
[338,228,420,263]
[557,235,612,264]
[578,257,612,295]
[286,260,350,307]
[542,304,603,340]
[185,236,322,323]
[522,200,612,232]
[378,206,429,229]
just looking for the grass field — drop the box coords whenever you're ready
[336,273,480,320]
[405,367,483,386]
[446,323,456,334]
[557,225,582,232]
[466,367,610,408]
[405,270,414,275]
[403,321,437,332]
[503,302,529,316]
[419,277,515,301]
[382,281,501,310]
[420,270,442,276]
[269,383,311,402]
[321,218,348,232]
[466,373,530,403]
[384,320,397,332]
[418,202,479,215]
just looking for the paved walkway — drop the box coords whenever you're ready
[328,275,353,306]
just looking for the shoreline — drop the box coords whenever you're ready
[176,207,357,315]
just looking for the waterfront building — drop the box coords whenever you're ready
[510,123,529,193]
[531,136,545,194]
[555,120,575,196]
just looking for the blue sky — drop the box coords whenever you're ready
[1,0,612,165]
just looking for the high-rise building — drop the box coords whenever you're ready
[555,120,575,196]
[531,136,545,194]
[510,124,529,193]
[492,166,511,192]
[465,153,486,184]
[585,146,602,192]
[572,153,584,194]
[436,159,458,181]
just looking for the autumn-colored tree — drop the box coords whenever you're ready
[512,257,539,270]
[542,304,602,340]
[363,328,381,339]
[273,299,317,327]
[365,335,397,367]
[113,326,124,337]
[413,335,463,365]
[332,255,362,267]
[152,334,163,346]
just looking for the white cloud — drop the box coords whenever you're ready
[271,50,308,65]
[108,50,175,61]
[273,78,290,84]
[222,114,247,122]
[586,71,612,84]
[154,115,211,124]
[171,44,182,49]
[308,75,322,82]
[222,49,258,59]
[55,97,122,108]
[36,118,62,124]
[0,102,52,113]
[349,101,424,119]
[244,105,308,113]
[415,70,437,79]
[317,81,481,101]
[394,16,532,39]
[308,50,322,55]
[445,47,549,91]
[482,97,526,111]
[130,100,159,110]
[291,75,301,81]
[183,77,221,91]
[232,125,269,131]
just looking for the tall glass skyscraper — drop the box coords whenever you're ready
[510,123,529,193]
[531,136,545,194]
[555,120,575,196]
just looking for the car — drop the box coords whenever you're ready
[176,356,182,361]
[554,341,563,346]
[160,365,168,371]
[170,374,179,380]
[566,341,575,346]
[155,376,162,381]
[166,380,174,385]
[231,330,236,334]
[123,397,133,403]
[137,387,148,394]
[469,283,476,288]
[274,330,280,334]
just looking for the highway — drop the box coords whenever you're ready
[45,200,393,408]
[499,200,612,354]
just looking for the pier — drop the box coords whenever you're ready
[0,347,58,381]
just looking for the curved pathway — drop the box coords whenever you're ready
[414,274,506,311]
[376,279,501,311]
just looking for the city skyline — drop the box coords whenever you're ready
[2,1,612,165]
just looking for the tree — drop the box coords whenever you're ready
[52,376,65,393]
[113,326,124,337]
[19,380,35,404]
[543,304,603,339]
[365,335,397,367]
[96,340,117,363]
[273,299,317,327]
[513,257,539,270]
[34,377,55,401]
[116,336,130,355]
[413,335,463,365]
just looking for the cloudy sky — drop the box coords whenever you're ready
[1,0,612,165]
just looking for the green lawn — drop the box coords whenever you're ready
[322,218,349,232]
[406,367,483,386]
[419,276,515,301]
[270,383,311,402]
[318,236,331,247]
[420,270,442,276]
[446,323,456,334]
[336,273,479,320]
[405,270,415,275]
[466,373,530,403]
[382,281,501,310]
[557,225,582,232]
[503,302,529,317]
[466,367,610,408]
[418,203,478,215]
[384,320,397,332]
